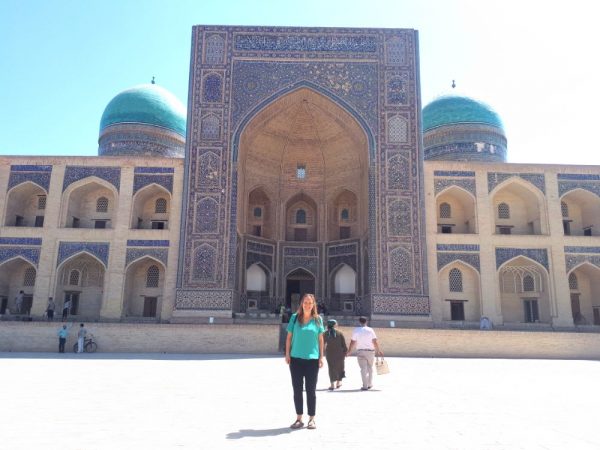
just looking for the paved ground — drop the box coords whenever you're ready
[0,353,598,450]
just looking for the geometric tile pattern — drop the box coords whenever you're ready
[126,248,168,268]
[62,166,121,192]
[175,289,233,310]
[8,165,52,192]
[487,172,546,194]
[495,248,548,271]
[372,294,430,315]
[57,242,110,267]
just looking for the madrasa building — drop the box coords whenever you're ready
[1,25,599,332]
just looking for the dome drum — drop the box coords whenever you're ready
[98,123,185,158]
[423,123,507,162]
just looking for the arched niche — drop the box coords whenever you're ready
[0,258,36,315]
[491,179,546,235]
[55,253,105,319]
[285,193,318,242]
[62,178,118,229]
[246,187,273,239]
[438,261,481,321]
[436,186,477,234]
[328,189,360,240]
[560,189,600,236]
[568,263,600,325]
[123,257,165,318]
[130,184,171,230]
[4,182,47,227]
[498,256,550,324]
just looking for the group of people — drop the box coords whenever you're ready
[11,293,72,321]
[284,293,383,430]
[57,323,88,353]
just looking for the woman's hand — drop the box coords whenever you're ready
[318,357,323,368]
[285,354,291,364]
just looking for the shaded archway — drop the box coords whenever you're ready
[130,184,171,230]
[4,182,47,227]
[491,179,546,235]
[568,263,600,325]
[55,253,105,319]
[438,261,481,321]
[285,268,315,311]
[123,257,165,319]
[0,257,36,315]
[436,186,477,234]
[61,177,118,229]
[560,189,600,236]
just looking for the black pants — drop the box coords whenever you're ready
[47,310,54,321]
[289,357,319,417]
[58,338,66,353]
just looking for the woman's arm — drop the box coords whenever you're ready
[318,333,324,368]
[285,332,292,364]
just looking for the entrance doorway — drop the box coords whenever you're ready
[286,269,315,311]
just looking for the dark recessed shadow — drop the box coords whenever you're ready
[226,427,294,439]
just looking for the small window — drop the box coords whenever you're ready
[69,270,80,286]
[339,226,351,239]
[449,268,463,292]
[340,209,349,221]
[441,225,452,234]
[523,275,535,292]
[253,207,262,218]
[151,221,166,230]
[252,225,262,237]
[155,198,167,214]
[569,273,578,290]
[561,201,569,218]
[296,209,306,224]
[23,267,36,286]
[96,197,109,213]
[450,301,465,321]
[34,216,44,227]
[15,215,24,227]
[497,226,511,235]
[37,195,47,210]
[94,220,107,229]
[497,203,510,219]
[439,203,451,219]
[563,220,571,235]
[296,164,306,179]
[584,227,592,236]
[72,217,80,228]
[146,265,160,288]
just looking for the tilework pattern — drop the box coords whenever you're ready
[433,171,476,177]
[0,238,43,246]
[434,178,476,196]
[8,165,52,192]
[57,242,110,268]
[175,289,233,310]
[126,248,168,268]
[0,237,41,267]
[488,172,546,194]
[372,294,430,315]
[133,173,174,194]
[495,248,549,271]
[557,174,600,197]
[565,254,600,272]
[63,166,121,192]
[437,252,480,272]
[127,240,170,247]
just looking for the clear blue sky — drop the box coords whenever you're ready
[1,0,598,165]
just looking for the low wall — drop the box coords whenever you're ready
[1,322,599,359]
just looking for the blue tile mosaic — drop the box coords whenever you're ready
[175,289,233,310]
[557,174,600,181]
[564,246,600,254]
[134,167,175,174]
[434,171,475,177]
[284,247,318,256]
[437,252,480,272]
[234,33,378,53]
[133,174,173,194]
[558,181,600,198]
[436,244,479,252]
[247,241,274,254]
[10,165,53,172]
[127,240,170,247]
[488,172,546,194]
[0,247,41,267]
[495,248,548,270]
[0,238,42,246]
[126,248,168,268]
[246,252,273,271]
[434,178,476,196]
[57,242,109,267]
[565,254,600,272]
[8,165,52,192]
[372,294,430,315]
[328,243,358,256]
[63,166,121,192]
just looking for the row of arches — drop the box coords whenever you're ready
[4,179,171,230]
[438,257,600,325]
[0,254,166,320]
[436,181,600,236]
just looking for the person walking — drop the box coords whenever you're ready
[57,324,70,353]
[77,323,87,353]
[62,299,71,321]
[324,319,347,390]
[346,316,383,391]
[285,293,325,430]
[46,297,56,321]
[15,290,24,314]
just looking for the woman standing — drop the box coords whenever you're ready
[324,319,347,390]
[285,293,325,430]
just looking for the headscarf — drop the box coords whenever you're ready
[327,319,337,338]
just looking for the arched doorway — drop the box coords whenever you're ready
[286,268,315,311]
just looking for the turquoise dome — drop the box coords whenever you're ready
[99,84,186,137]
[422,96,503,132]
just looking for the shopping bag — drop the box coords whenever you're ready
[375,356,390,375]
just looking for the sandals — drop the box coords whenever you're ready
[290,419,304,429]
[328,386,334,391]
[307,419,316,430]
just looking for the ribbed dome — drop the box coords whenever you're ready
[99,84,186,137]
[422,96,503,132]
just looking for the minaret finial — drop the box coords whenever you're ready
[451,79,456,89]
[151,76,155,84]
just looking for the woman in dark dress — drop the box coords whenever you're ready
[324,319,347,390]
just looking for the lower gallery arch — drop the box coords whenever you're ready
[568,263,600,325]
[245,263,271,309]
[285,268,315,312]
[123,257,165,319]
[498,257,550,324]
[328,263,357,313]
[438,261,481,321]
[0,257,37,315]
[55,253,105,320]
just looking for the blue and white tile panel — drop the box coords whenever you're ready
[57,242,109,267]
[8,165,52,192]
[495,248,548,271]
[62,166,121,192]
[0,237,42,267]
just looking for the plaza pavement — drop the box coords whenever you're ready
[0,353,598,450]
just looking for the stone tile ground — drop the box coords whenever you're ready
[0,354,598,450]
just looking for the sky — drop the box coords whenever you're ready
[1,0,599,165]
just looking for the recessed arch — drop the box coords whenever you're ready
[130,183,172,229]
[0,257,37,315]
[491,177,547,235]
[438,260,481,322]
[122,255,165,319]
[4,181,48,227]
[567,262,600,325]
[61,176,119,229]
[435,185,477,234]
[560,188,600,236]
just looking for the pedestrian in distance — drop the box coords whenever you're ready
[77,323,87,353]
[324,319,347,390]
[62,299,71,321]
[285,293,325,430]
[346,316,383,391]
[46,297,56,321]
[57,324,71,353]
[15,290,24,314]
